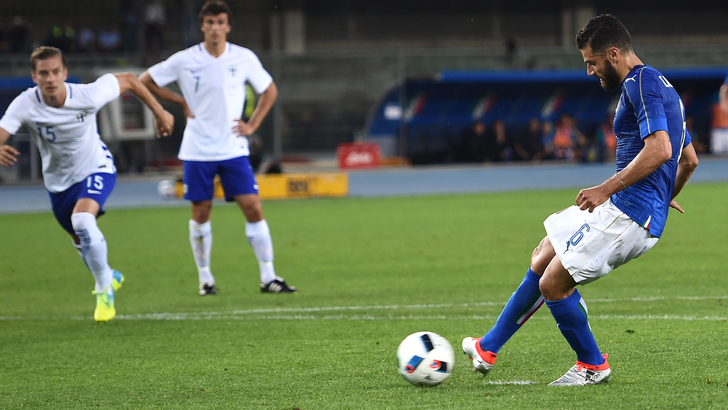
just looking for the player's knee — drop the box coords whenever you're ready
[244,207,263,222]
[71,212,99,245]
[240,199,263,221]
[191,201,212,223]
[71,212,97,231]
[538,275,561,301]
[530,238,552,275]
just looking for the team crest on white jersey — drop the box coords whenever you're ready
[76,110,92,122]
[228,65,237,77]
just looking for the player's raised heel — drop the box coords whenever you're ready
[549,353,611,386]
[111,270,124,292]
[462,337,497,375]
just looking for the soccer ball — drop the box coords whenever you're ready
[157,179,176,199]
[397,331,454,386]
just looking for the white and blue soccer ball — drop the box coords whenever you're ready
[157,179,176,199]
[397,331,454,386]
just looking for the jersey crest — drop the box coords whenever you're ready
[76,110,92,122]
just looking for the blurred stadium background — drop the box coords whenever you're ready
[1,0,728,184]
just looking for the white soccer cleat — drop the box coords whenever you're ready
[462,337,497,375]
[549,354,611,386]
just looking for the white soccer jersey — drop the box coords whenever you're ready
[148,42,273,161]
[0,73,120,193]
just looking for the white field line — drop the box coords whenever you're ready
[484,380,540,385]
[3,295,727,321]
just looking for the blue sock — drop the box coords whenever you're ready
[480,268,545,353]
[545,289,604,365]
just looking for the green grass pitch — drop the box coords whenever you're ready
[1,182,727,409]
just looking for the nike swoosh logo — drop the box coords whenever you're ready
[191,68,203,73]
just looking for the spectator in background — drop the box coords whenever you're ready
[483,119,512,162]
[457,120,487,163]
[711,75,728,155]
[541,120,555,159]
[9,16,33,53]
[0,23,8,53]
[46,20,76,53]
[247,133,263,173]
[505,38,518,68]
[244,84,263,172]
[121,0,143,53]
[545,113,587,160]
[97,23,122,52]
[75,21,95,53]
[143,0,166,64]
[685,115,707,153]
[594,114,616,161]
[513,117,546,161]
[181,0,200,47]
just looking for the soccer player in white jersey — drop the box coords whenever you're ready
[0,46,174,322]
[139,0,296,295]
[462,14,700,385]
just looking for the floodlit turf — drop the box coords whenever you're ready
[1,182,727,409]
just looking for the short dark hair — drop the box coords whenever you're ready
[30,46,66,71]
[198,0,232,25]
[576,14,632,54]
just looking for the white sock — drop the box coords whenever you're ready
[71,212,113,293]
[189,219,214,285]
[246,219,276,284]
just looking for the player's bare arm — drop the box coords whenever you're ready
[115,73,174,137]
[0,126,20,166]
[576,130,672,212]
[669,142,699,213]
[139,71,195,118]
[233,82,278,136]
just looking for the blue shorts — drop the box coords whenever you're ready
[183,156,258,202]
[48,172,117,235]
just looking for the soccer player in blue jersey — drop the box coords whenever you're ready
[139,0,296,295]
[463,14,699,385]
[0,46,174,322]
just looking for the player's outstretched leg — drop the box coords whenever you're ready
[189,219,216,295]
[545,289,611,385]
[71,212,120,321]
[246,220,296,293]
[463,268,544,375]
[462,337,497,375]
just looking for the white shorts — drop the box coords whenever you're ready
[543,200,659,285]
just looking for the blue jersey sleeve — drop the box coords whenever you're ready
[625,70,669,140]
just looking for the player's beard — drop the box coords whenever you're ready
[599,59,621,91]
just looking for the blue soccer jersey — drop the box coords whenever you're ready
[611,65,691,238]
